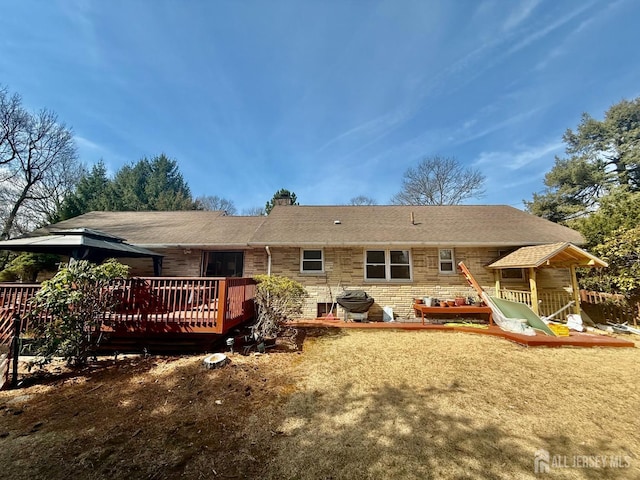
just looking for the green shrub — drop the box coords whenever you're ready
[29,259,129,367]
[0,253,59,282]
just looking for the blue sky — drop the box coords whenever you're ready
[1,0,639,213]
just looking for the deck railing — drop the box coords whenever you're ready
[0,284,40,345]
[0,277,257,342]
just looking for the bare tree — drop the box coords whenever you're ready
[349,195,377,206]
[242,206,266,216]
[0,87,79,239]
[194,195,237,215]
[0,87,25,170]
[391,155,485,206]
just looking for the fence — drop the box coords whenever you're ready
[579,290,639,327]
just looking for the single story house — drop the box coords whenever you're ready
[29,204,593,321]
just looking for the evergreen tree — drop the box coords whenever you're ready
[53,161,112,221]
[265,189,298,214]
[525,98,640,222]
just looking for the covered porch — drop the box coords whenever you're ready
[487,242,608,321]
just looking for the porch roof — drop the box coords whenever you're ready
[486,242,607,269]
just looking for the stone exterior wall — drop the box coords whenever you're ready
[127,248,266,277]
[259,246,572,320]
[126,248,203,277]
[123,245,573,321]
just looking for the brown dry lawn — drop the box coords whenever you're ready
[0,329,639,480]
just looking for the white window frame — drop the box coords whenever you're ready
[364,249,412,282]
[300,248,324,274]
[438,248,455,274]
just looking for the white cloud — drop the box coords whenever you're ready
[74,135,102,151]
[502,0,542,31]
[474,140,563,170]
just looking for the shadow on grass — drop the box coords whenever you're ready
[0,353,298,480]
[270,382,540,479]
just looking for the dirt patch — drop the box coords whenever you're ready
[0,346,305,480]
[1,329,639,479]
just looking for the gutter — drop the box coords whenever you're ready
[265,245,272,276]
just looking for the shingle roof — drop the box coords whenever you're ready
[33,205,585,248]
[248,205,585,246]
[487,242,607,269]
[36,211,266,247]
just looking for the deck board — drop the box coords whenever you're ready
[289,318,636,348]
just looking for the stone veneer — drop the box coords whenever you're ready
[250,246,570,320]
[123,245,570,321]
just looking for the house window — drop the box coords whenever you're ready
[498,250,524,281]
[439,248,455,273]
[365,250,411,281]
[301,249,324,273]
[501,269,525,280]
[204,251,244,277]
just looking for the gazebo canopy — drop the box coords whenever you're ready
[0,228,163,274]
[487,242,607,270]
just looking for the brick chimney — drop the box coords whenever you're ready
[274,192,293,206]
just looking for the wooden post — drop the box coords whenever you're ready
[494,271,501,297]
[11,316,20,389]
[569,265,581,315]
[215,279,228,334]
[529,267,539,315]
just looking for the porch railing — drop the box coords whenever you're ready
[497,289,574,321]
[0,277,257,342]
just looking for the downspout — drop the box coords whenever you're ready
[265,246,272,276]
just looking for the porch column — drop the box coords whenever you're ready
[153,257,163,276]
[528,267,539,315]
[569,265,581,315]
[494,270,502,297]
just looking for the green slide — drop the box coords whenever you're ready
[488,296,556,336]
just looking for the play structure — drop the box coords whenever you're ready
[458,262,557,337]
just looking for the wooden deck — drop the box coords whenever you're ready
[290,317,636,348]
[0,277,257,343]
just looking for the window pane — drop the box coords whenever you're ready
[439,249,452,260]
[303,250,322,260]
[502,268,523,279]
[205,251,244,277]
[366,250,385,263]
[390,265,410,279]
[303,260,323,271]
[440,261,454,272]
[366,265,385,279]
[390,250,409,265]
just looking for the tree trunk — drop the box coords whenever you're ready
[1,182,32,240]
